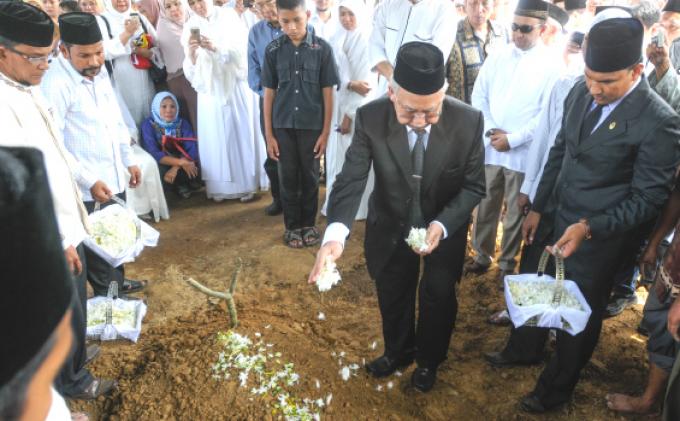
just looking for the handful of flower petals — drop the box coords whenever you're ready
[316,256,341,292]
[405,227,429,252]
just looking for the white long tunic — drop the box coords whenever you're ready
[323,22,377,220]
[471,42,561,173]
[0,73,89,250]
[182,6,257,199]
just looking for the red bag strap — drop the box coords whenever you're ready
[161,135,198,162]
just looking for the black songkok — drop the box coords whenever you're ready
[564,0,586,11]
[393,42,445,95]
[585,17,643,72]
[663,0,680,13]
[515,0,549,20]
[0,1,54,47]
[0,147,74,388]
[548,3,569,27]
[59,12,103,45]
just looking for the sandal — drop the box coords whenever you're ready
[284,229,304,249]
[301,226,321,247]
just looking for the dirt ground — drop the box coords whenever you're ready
[72,189,655,421]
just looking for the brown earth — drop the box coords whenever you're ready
[72,190,654,421]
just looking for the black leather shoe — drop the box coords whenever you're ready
[484,351,539,368]
[68,378,117,400]
[411,366,437,393]
[85,344,100,366]
[520,394,547,413]
[365,354,414,378]
[265,201,283,216]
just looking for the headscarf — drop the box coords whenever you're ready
[103,0,133,32]
[337,0,371,38]
[156,0,189,74]
[151,91,182,134]
[135,0,161,27]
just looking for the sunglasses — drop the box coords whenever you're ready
[511,23,543,34]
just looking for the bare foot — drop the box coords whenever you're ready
[605,393,657,415]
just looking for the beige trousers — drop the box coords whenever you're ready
[471,164,524,271]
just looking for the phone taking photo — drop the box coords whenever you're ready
[190,27,201,42]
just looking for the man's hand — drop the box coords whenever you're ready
[646,42,671,79]
[668,296,680,342]
[522,210,541,244]
[128,165,142,188]
[639,241,660,282]
[64,245,82,275]
[517,193,531,215]
[549,222,588,259]
[490,131,510,152]
[413,223,444,256]
[308,241,344,285]
[266,135,279,161]
[314,132,329,158]
[90,180,112,202]
[349,80,372,97]
[339,115,352,135]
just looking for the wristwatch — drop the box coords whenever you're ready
[578,218,592,240]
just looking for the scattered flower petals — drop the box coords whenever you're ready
[315,379,321,389]
[370,341,377,350]
[317,312,326,321]
[394,370,402,377]
[340,366,351,381]
[326,393,333,406]
[387,381,394,390]
[405,227,429,252]
[255,332,261,338]
[317,256,341,292]
[376,384,383,392]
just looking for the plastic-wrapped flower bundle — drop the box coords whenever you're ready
[317,256,341,292]
[89,207,137,256]
[87,299,138,329]
[507,280,583,310]
[405,227,429,252]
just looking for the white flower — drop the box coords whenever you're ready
[255,332,261,338]
[394,370,402,377]
[340,366,351,381]
[387,381,394,390]
[317,312,326,321]
[348,363,359,371]
[88,207,137,256]
[314,379,321,389]
[315,398,325,408]
[317,256,341,292]
[376,385,383,392]
[508,280,582,310]
[405,227,429,252]
[370,341,377,350]
[239,371,249,387]
[326,393,333,406]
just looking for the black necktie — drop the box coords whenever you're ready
[410,130,426,228]
[580,103,604,140]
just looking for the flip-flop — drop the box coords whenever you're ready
[301,227,320,247]
[284,229,304,249]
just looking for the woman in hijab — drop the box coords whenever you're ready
[141,91,201,199]
[103,0,163,126]
[156,0,198,131]
[181,0,258,202]
[134,0,161,27]
[322,0,375,220]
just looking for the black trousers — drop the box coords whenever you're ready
[375,222,468,368]
[84,192,126,296]
[260,97,281,205]
[55,244,94,396]
[503,236,623,408]
[274,128,321,230]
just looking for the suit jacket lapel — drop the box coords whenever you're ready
[386,111,413,186]
[576,78,648,156]
[422,120,449,193]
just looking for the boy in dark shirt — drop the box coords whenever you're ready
[261,0,339,248]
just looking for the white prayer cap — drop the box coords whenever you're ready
[588,7,633,31]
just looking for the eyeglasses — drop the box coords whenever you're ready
[395,99,441,120]
[6,45,54,64]
[511,23,543,34]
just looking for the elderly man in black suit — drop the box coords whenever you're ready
[485,17,680,413]
[308,41,486,392]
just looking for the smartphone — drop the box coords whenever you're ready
[654,30,665,48]
[129,12,140,25]
[190,27,201,42]
[484,129,496,137]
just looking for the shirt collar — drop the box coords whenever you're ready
[590,77,642,112]
[57,54,94,85]
[463,19,501,42]
[282,30,314,46]
[407,125,432,135]
[0,70,32,93]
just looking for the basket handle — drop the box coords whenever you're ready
[94,194,127,211]
[536,250,565,306]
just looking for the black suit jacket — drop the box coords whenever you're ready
[328,96,486,279]
[533,77,680,283]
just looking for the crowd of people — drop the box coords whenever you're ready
[3,0,680,419]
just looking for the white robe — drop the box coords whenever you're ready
[182,6,257,199]
[103,3,162,127]
[323,19,376,220]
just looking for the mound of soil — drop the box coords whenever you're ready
[72,192,650,420]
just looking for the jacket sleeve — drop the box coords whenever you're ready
[434,110,486,234]
[588,113,680,238]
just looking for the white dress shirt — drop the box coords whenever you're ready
[369,0,457,70]
[322,124,448,246]
[41,56,136,201]
[471,42,561,173]
[310,9,341,42]
[0,72,89,250]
